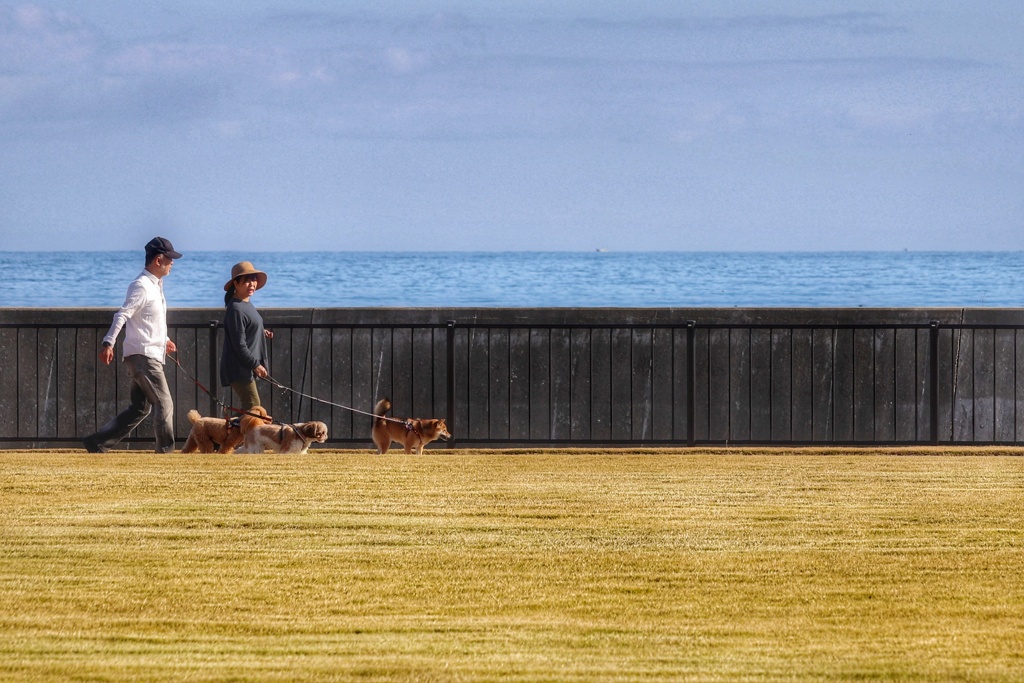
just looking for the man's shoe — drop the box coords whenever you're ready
[82,436,107,453]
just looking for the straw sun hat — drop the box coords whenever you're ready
[224,261,268,292]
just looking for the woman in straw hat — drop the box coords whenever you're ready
[220,261,273,410]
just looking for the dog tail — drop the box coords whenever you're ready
[187,409,201,424]
[373,398,391,426]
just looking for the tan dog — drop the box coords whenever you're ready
[181,405,270,454]
[372,398,451,454]
[237,420,328,454]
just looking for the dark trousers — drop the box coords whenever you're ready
[87,355,175,453]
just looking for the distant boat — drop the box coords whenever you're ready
[596,248,608,253]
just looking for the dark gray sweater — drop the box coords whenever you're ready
[220,298,267,386]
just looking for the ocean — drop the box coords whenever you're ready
[1,251,1022,308]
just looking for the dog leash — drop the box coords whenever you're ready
[166,352,273,424]
[168,353,406,427]
[259,374,409,425]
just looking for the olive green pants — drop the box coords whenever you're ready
[229,380,262,411]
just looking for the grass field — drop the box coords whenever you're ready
[2,448,1023,682]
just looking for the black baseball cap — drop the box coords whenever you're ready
[145,236,182,259]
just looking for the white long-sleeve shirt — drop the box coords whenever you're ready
[102,270,169,362]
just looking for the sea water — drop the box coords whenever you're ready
[1,251,1022,308]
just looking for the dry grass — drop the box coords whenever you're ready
[1,449,1022,681]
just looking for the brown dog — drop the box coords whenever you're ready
[372,398,451,454]
[181,405,269,454]
[237,420,328,454]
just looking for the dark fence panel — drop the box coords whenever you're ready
[1,308,1022,449]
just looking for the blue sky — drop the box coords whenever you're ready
[1,1,1021,252]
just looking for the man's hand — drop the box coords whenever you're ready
[99,345,114,366]
[166,339,177,354]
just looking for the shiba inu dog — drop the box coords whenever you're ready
[372,398,451,454]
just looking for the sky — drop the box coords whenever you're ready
[1,1,1022,252]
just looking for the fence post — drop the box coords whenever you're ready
[209,320,219,416]
[687,320,696,446]
[929,321,939,445]
[446,320,456,448]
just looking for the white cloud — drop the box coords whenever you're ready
[2,3,1018,145]
[384,46,425,73]
[1,1,1021,251]
[1,3,96,68]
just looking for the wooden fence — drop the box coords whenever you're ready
[1,307,1022,449]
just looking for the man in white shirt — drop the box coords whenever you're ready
[83,237,182,453]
